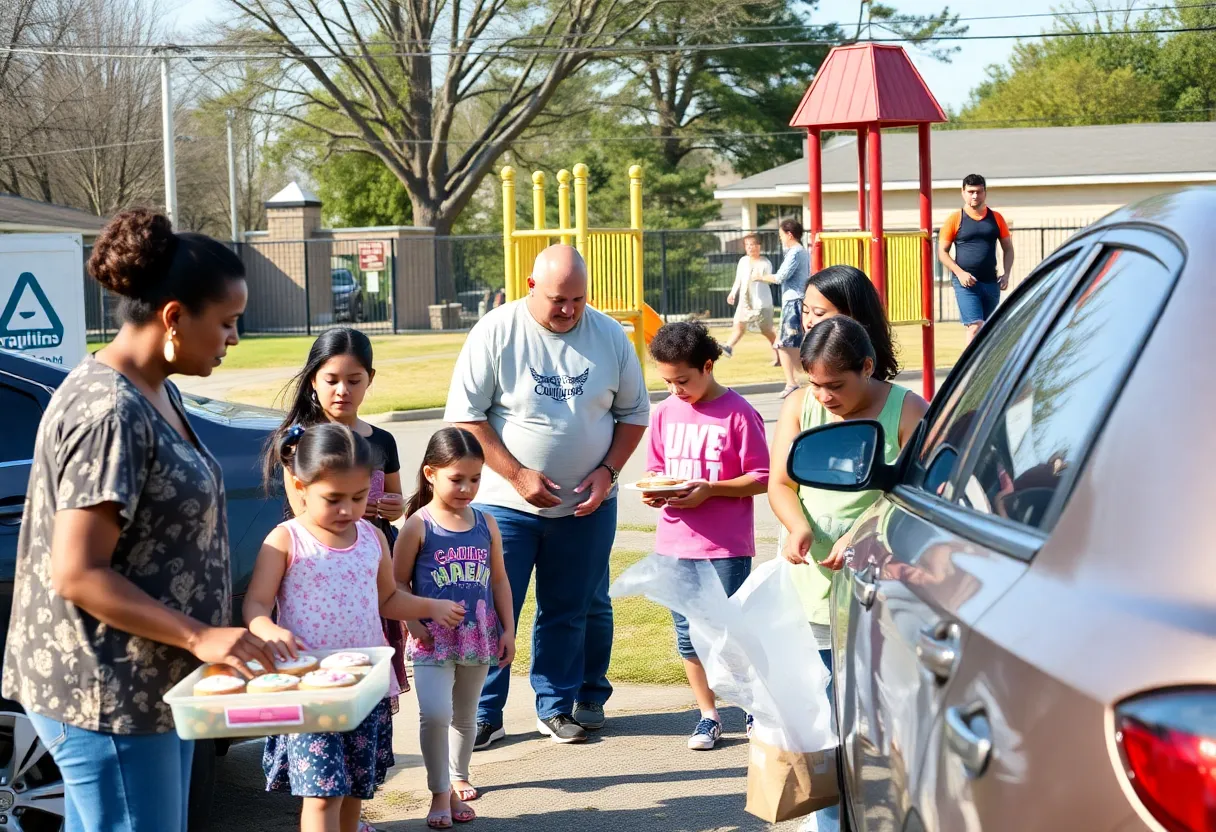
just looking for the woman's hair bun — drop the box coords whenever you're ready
[87,208,177,299]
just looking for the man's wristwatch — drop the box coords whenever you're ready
[597,462,620,484]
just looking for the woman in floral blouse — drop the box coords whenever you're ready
[2,209,278,831]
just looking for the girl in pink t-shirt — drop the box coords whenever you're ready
[644,321,770,751]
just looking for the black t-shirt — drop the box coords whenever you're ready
[943,208,1009,284]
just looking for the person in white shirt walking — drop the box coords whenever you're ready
[722,233,777,360]
[445,245,650,749]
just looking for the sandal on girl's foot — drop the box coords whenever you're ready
[452,782,479,802]
[427,812,453,830]
[780,384,799,399]
[357,823,379,832]
[450,795,477,824]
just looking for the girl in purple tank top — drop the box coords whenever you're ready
[395,428,516,829]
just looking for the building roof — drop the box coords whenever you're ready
[267,182,321,207]
[715,122,1216,199]
[0,193,108,234]
[790,43,946,130]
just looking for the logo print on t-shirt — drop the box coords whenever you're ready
[530,367,589,402]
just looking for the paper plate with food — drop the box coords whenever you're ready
[623,474,692,493]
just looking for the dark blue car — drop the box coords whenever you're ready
[0,349,284,832]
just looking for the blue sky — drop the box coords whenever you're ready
[165,0,1065,110]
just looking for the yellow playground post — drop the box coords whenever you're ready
[501,164,663,376]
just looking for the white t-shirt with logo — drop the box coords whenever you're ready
[444,300,650,517]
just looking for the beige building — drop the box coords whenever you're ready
[714,122,1216,233]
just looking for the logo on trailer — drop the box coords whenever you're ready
[0,271,64,351]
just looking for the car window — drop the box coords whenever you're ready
[332,271,354,288]
[957,248,1171,529]
[917,254,1077,498]
[1,383,43,464]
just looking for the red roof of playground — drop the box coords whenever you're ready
[790,43,947,130]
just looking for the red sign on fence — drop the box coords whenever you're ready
[358,241,386,271]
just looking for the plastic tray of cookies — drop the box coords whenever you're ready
[163,646,395,740]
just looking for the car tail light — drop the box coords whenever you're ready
[1115,690,1216,832]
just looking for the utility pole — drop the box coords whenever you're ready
[153,44,184,225]
[226,109,239,244]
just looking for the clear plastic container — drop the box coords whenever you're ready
[163,646,395,740]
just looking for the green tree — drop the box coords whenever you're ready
[959,1,1216,126]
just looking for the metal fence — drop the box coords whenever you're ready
[83,222,1086,339]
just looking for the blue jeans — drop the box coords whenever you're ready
[26,711,194,832]
[815,648,840,829]
[476,499,618,726]
[951,277,1001,325]
[671,557,752,659]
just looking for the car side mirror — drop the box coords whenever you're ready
[787,420,893,492]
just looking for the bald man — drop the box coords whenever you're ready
[445,245,650,747]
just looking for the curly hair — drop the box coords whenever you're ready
[87,208,245,324]
[649,320,723,368]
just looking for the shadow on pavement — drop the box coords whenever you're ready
[484,764,748,795]
[595,706,749,740]
[370,793,787,832]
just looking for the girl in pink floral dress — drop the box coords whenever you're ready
[394,428,516,829]
[244,423,465,832]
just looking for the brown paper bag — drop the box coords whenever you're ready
[744,737,840,822]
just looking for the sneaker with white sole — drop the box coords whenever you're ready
[687,717,723,750]
[473,722,505,751]
[537,714,588,744]
[573,701,606,731]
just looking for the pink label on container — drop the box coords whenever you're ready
[225,705,305,729]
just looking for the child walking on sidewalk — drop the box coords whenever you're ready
[244,423,465,832]
[644,321,770,750]
[394,428,516,829]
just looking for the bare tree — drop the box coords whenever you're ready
[223,0,674,242]
[0,0,79,198]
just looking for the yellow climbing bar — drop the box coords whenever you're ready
[501,163,652,375]
[820,230,930,326]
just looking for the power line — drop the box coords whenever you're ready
[2,24,1213,62]
[18,3,1216,50]
[3,108,1211,163]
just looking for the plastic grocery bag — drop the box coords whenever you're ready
[609,555,839,821]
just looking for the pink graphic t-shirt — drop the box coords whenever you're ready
[646,389,769,559]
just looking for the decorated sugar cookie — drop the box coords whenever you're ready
[246,673,301,694]
[299,670,357,690]
[193,675,246,696]
[273,654,319,677]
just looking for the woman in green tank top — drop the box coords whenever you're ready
[768,315,927,644]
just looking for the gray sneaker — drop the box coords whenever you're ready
[573,702,606,731]
[536,714,588,744]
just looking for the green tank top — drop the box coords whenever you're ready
[783,383,907,624]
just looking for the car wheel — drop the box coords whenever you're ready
[186,739,216,832]
[0,709,66,832]
[352,297,364,323]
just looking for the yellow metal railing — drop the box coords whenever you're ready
[502,163,647,370]
[819,230,930,325]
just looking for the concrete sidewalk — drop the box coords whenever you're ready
[207,680,800,831]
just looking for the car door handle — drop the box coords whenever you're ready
[852,564,877,609]
[945,702,992,778]
[916,623,961,683]
[0,499,23,526]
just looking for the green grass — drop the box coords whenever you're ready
[617,522,657,533]
[214,323,966,414]
[511,549,687,686]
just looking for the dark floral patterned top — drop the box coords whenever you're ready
[2,358,231,734]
